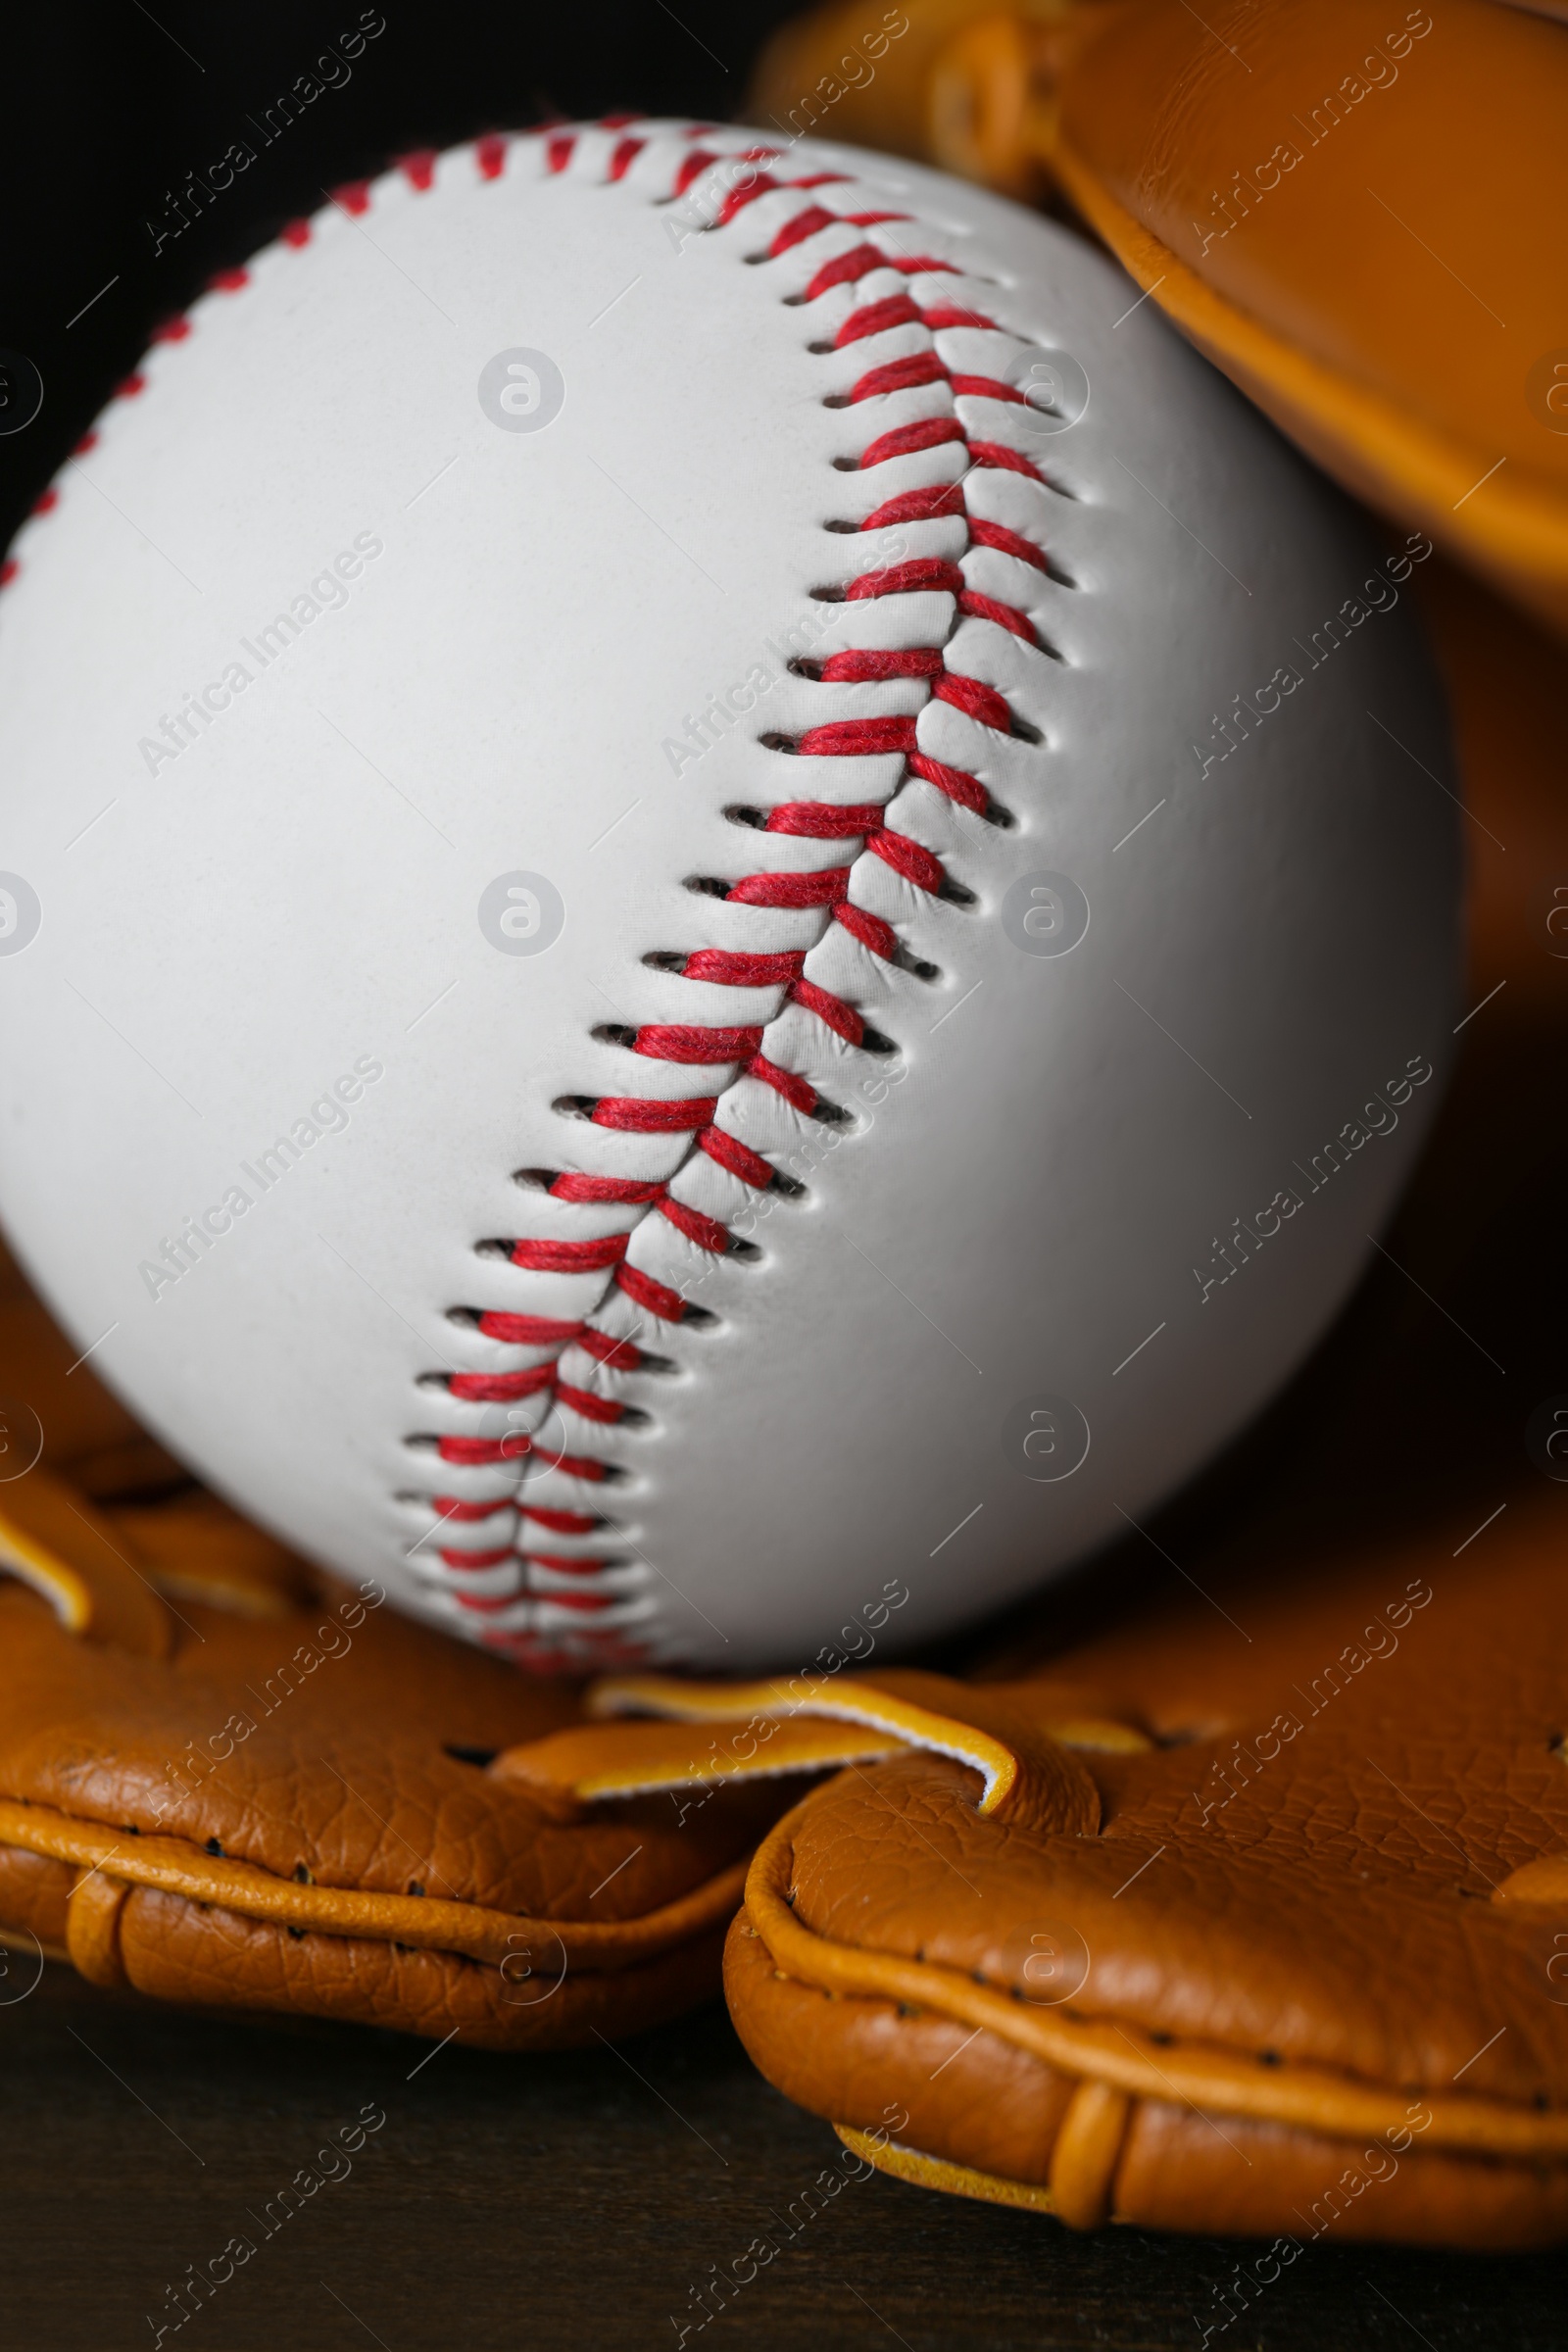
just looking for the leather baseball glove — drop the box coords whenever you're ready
[664,1496,1568,2249]
[0,1251,787,2046]
[752,0,1568,638]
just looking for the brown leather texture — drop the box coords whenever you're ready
[1053,0,1568,629]
[0,1249,787,2047]
[750,0,1568,635]
[724,1501,1568,2246]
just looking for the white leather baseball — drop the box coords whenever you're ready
[0,122,1459,1672]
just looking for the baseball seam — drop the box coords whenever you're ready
[2,120,1076,1671]
[409,125,1072,1669]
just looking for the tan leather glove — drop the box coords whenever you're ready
[751,0,1568,636]
[0,1254,784,2046]
[693,1498,1568,2249]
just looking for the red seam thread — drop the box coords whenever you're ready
[416,145,1054,1655]
[9,125,1053,1662]
[550,1172,663,1203]
[591,1094,716,1132]
[632,1023,763,1062]
[476,1311,581,1345]
[509,1234,628,1274]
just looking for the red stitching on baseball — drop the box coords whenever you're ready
[846,556,965,600]
[591,1095,717,1132]
[550,1172,664,1203]
[450,1368,555,1402]
[763,797,886,834]
[684,949,804,985]
[522,1505,604,1535]
[718,866,843,909]
[419,147,1059,1660]
[747,1054,818,1116]
[508,1234,628,1274]
[557,1381,628,1424]
[698,1127,775,1189]
[476,1311,582,1345]
[631,1023,764,1062]
[790,977,862,1046]
[615,1263,689,1322]
[2,124,1058,1666]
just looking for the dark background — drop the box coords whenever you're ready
[2,6,1566,2347]
[0,1,797,555]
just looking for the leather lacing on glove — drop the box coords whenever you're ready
[0,1249,789,2046]
[679,1539,1568,2250]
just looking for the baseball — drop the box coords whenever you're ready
[0,123,1459,1672]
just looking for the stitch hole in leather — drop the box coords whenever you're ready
[667,1299,719,1328]
[682,876,732,900]
[755,734,799,755]
[444,1743,500,1768]
[882,943,942,983]
[591,1024,642,1049]
[581,1397,653,1423]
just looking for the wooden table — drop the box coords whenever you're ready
[7,1964,1562,2351]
